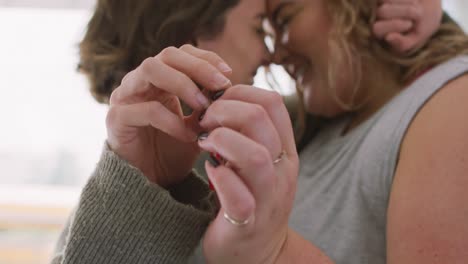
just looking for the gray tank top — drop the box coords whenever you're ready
[188,56,468,263]
[290,55,468,264]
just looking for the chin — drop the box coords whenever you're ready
[304,93,343,118]
[242,77,254,85]
[231,74,253,86]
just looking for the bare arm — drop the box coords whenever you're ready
[387,74,468,263]
[274,229,335,264]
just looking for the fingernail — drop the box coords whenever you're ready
[217,62,232,73]
[211,90,225,101]
[212,152,226,164]
[198,110,206,122]
[207,155,220,168]
[196,93,210,109]
[213,73,231,88]
[208,179,215,191]
[198,132,209,141]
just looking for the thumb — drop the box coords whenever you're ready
[386,32,419,54]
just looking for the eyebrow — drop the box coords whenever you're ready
[271,2,293,24]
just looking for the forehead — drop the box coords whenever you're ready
[267,0,295,12]
[234,0,266,15]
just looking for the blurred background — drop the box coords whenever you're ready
[0,1,466,263]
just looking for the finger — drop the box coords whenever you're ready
[158,46,232,91]
[385,32,405,53]
[219,85,297,156]
[198,127,276,202]
[107,100,197,143]
[377,2,421,21]
[386,32,423,54]
[373,19,413,39]
[205,161,256,229]
[180,44,233,74]
[111,57,211,111]
[378,0,417,5]
[200,99,282,160]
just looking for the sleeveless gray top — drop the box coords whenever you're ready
[188,56,468,263]
[290,56,468,264]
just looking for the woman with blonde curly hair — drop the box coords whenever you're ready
[51,0,448,263]
[196,0,468,263]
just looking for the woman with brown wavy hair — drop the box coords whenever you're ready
[51,0,444,263]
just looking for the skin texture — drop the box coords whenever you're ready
[103,0,446,262]
[106,0,439,188]
[199,0,446,263]
[106,0,270,188]
[270,0,341,116]
[262,0,468,263]
[269,0,442,117]
[374,0,443,53]
[387,74,468,264]
[197,0,271,85]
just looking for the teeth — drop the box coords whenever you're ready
[281,27,289,45]
[296,67,306,83]
[287,64,295,76]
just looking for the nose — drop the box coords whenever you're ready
[272,39,289,65]
[257,38,272,67]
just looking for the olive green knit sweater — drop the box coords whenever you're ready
[50,144,217,264]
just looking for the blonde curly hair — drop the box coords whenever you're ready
[295,0,468,146]
[329,0,468,106]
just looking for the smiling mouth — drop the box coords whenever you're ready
[286,63,309,85]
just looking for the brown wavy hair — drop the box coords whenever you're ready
[79,0,239,104]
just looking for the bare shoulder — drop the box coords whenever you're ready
[398,72,468,166]
[386,73,468,264]
[403,72,468,151]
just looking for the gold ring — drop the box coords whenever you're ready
[273,150,286,165]
[223,212,250,227]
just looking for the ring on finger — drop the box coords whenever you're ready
[273,150,286,165]
[223,212,251,227]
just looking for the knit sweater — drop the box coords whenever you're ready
[51,144,217,264]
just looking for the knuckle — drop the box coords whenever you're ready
[265,91,283,108]
[209,128,226,145]
[202,50,222,63]
[379,3,390,15]
[106,105,121,129]
[409,6,422,18]
[158,46,178,61]
[395,19,408,29]
[193,60,212,74]
[109,88,120,105]
[140,57,156,75]
[231,198,255,220]
[247,146,271,168]
[247,104,268,123]
[120,70,133,86]
[373,21,384,32]
[403,19,413,28]
[209,100,223,114]
[179,44,194,51]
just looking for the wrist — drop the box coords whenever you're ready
[273,228,334,264]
